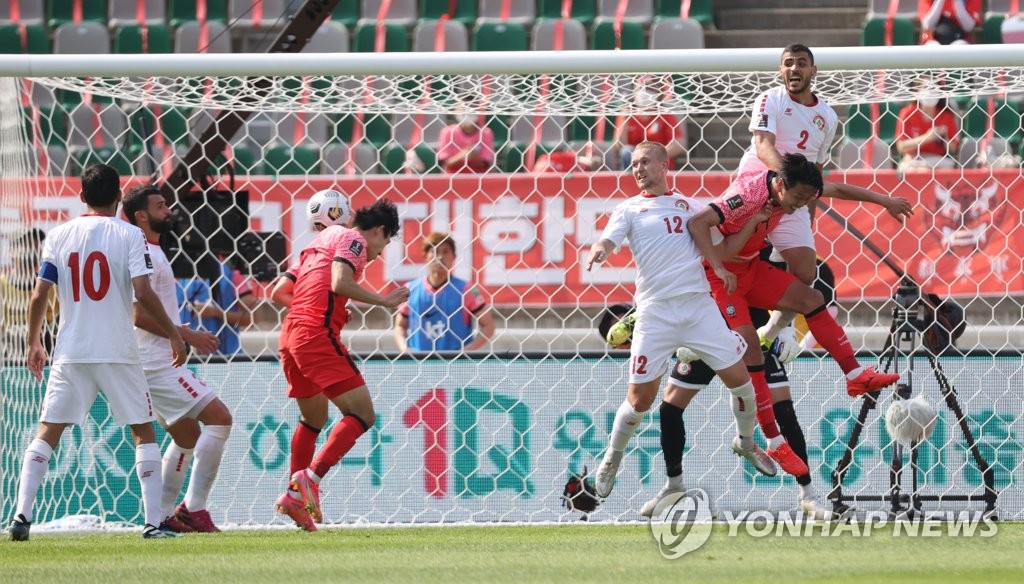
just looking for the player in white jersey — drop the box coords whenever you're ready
[738,43,852,358]
[122,185,234,533]
[585,141,778,499]
[10,164,187,541]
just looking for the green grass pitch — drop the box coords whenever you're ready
[3,524,1023,583]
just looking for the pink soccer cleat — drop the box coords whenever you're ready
[276,492,317,532]
[766,441,810,477]
[174,503,221,533]
[289,470,323,524]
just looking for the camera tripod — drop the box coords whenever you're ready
[818,202,998,519]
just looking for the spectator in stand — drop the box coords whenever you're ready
[176,257,257,357]
[895,81,960,172]
[436,109,495,173]
[613,80,687,170]
[532,143,602,173]
[919,0,982,45]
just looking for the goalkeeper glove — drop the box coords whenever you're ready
[758,324,801,363]
[605,313,636,347]
[675,346,699,364]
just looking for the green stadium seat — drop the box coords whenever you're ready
[590,19,646,50]
[332,2,360,27]
[24,105,68,147]
[168,0,228,27]
[128,105,191,151]
[0,24,50,54]
[352,21,410,52]
[487,116,510,150]
[982,15,1005,44]
[862,16,916,46]
[566,115,615,142]
[656,0,713,27]
[420,0,477,26]
[113,24,172,54]
[472,21,528,51]
[212,146,259,175]
[538,0,596,26]
[963,98,1022,147]
[72,146,134,176]
[381,143,441,173]
[845,102,902,142]
[499,142,556,172]
[48,0,109,28]
[265,144,320,176]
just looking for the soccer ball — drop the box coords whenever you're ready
[307,189,352,231]
[885,396,938,444]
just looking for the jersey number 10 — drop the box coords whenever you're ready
[68,251,111,302]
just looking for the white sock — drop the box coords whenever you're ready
[306,468,322,484]
[799,483,816,499]
[763,311,797,339]
[135,442,163,528]
[15,439,53,523]
[161,443,193,518]
[846,366,866,380]
[727,381,757,438]
[768,435,786,450]
[183,425,231,512]
[609,400,646,452]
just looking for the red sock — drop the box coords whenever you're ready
[750,368,781,439]
[290,421,321,476]
[310,416,369,479]
[805,306,859,373]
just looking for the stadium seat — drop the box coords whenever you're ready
[566,115,614,142]
[276,112,331,145]
[862,16,916,46]
[42,145,72,176]
[361,0,417,27]
[649,18,704,49]
[596,0,653,23]
[568,139,616,170]
[655,0,713,27]
[72,145,134,175]
[509,115,566,144]
[844,102,901,142]
[332,1,359,27]
[209,144,259,174]
[472,20,528,51]
[53,22,111,54]
[127,105,191,151]
[590,18,646,50]
[957,136,1015,167]
[499,141,555,172]
[352,20,410,52]
[420,0,476,26]
[1,1,45,25]
[531,19,587,50]
[836,137,892,169]
[229,0,289,32]
[392,113,447,147]
[328,113,393,146]
[963,98,1022,147]
[48,0,109,28]
[66,102,128,148]
[412,19,469,52]
[982,15,1005,44]
[867,0,918,17]
[113,24,172,53]
[25,104,68,147]
[538,0,596,26]
[175,21,232,53]
[381,143,438,173]
[108,0,165,28]
[0,23,50,53]
[304,20,349,52]
[265,144,320,176]
[478,0,536,26]
[486,115,510,149]
[169,0,227,27]
[321,142,378,174]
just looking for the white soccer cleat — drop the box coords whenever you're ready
[731,436,778,477]
[800,495,837,521]
[594,450,623,499]
[639,483,687,518]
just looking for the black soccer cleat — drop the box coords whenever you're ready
[10,514,30,542]
[142,524,182,539]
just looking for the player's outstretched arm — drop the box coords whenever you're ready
[753,131,785,172]
[821,182,914,223]
[585,239,615,272]
[269,274,295,307]
[331,261,410,308]
[687,207,737,294]
[25,279,54,380]
[133,275,187,366]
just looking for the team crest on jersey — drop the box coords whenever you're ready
[675,200,689,211]
[348,240,364,256]
[813,115,826,131]
[726,195,744,210]
[676,362,692,376]
[726,304,736,317]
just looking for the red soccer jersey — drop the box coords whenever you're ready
[284,225,369,334]
[616,114,683,168]
[895,103,960,157]
[709,169,787,260]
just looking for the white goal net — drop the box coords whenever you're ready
[1,46,1022,527]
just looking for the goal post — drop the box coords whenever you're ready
[1,46,1023,528]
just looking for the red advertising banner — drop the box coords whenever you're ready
[5,169,1022,305]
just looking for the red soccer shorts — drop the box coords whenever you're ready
[279,323,365,400]
[706,259,797,328]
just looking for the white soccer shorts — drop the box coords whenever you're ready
[629,292,746,384]
[767,206,816,261]
[146,366,217,427]
[40,362,154,426]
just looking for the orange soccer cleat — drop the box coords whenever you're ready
[766,441,809,477]
[289,470,323,524]
[846,367,900,397]
[276,491,317,532]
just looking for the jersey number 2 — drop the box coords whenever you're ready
[797,130,810,150]
[68,251,111,302]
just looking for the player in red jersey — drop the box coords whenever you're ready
[274,199,409,531]
[688,152,913,476]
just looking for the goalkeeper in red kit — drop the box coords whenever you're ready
[275,199,409,531]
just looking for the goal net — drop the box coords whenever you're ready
[1,46,1022,527]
